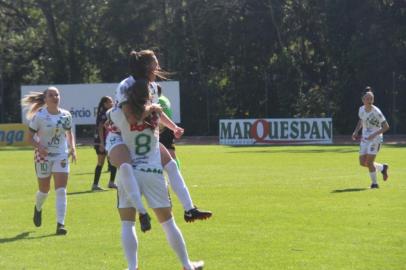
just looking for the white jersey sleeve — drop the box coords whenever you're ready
[115,76,136,106]
[114,76,160,106]
[29,113,41,132]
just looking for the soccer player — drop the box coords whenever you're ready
[352,87,390,188]
[21,86,76,235]
[106,50,211,225]
[157,84,179,166]
[109,79,204,270]
[92,96,117,191]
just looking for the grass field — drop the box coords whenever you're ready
[0,144,405,270]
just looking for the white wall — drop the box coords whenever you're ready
[21,81,181,125]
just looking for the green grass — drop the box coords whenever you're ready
[0,144,405,270]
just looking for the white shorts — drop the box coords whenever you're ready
[359,138,381,155]
[35,158,70,178]
[117,169,171,209]
[105,132,125,154]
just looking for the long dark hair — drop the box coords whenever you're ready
[96,96,111,117]
[128,49,169,80]
[126,79,151,120]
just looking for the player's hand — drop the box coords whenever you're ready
[69,148,77,164]
[38,145,48,157]
[351,133,358,141]
[148,104,163,114]
[173,126,184,139]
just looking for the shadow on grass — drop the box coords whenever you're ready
[72,170,112,176]
[384,144,406,148]
[331,188,368,193]
[71,171,94,176]
[0,231,58,244]
[67,189,110,196]
[0,147,32,151]
[68,190,95,195]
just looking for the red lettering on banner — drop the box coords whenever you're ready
[250,119,269,142]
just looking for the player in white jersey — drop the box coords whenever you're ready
[109,79,204,270]
[107,50,211,226]
[352,87,390,189]
[21,86,76,235]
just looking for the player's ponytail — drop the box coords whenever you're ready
[21,90,47,120]
[126,79,151,121]
[128,49,170,80]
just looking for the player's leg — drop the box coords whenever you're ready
[53,158,69,235]
[117,179,144,270]
[107,133,147,215]
[160,144,193,210]
[371,143,389,181]
[33,160,52,227]
[358,140,368,167]
[160,143,212,222]
[116,164,151,233]
[365,154,378,188]
[359,155,368,167]
[167,148,180,166]
[92,149,106,191]
[118,207,139,270]
[107,158,118,188]
[365,140,383,188]
[140,171,203,270]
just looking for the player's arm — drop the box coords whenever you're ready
[160,111,184,139]
[27,115,48,156]
[352,120,362,140]
[367,121,390,140]
[67,129,77,163]
[27,128,48,156]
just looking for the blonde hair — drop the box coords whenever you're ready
[21,87,58,120]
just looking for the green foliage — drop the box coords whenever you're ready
[0,0,405,134]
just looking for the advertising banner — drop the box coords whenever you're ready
[0,123,30,146]
[21,81,181,125]
[219,118,333,145]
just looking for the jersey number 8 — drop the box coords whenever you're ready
[135,134,151,155]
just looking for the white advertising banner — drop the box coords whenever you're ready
[219,118,333,145]
[21,81,181,125]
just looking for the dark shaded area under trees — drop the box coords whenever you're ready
[0,0,405,135]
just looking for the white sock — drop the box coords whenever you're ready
[374,163,383,172]
[35,191,48,211]
[161,217,192,269]
[369,171,377,184]
[164,160,194,211]
[55,187,67,225]
[119,163,147,214]
[121,221,138,270]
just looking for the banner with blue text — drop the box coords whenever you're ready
[0,123,30,146]
[219,118,333,145]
